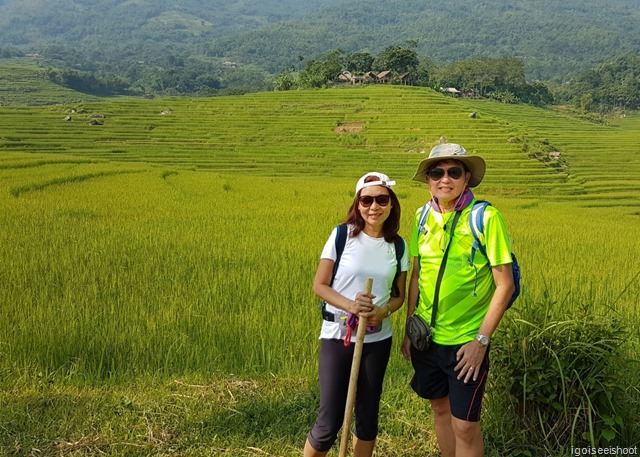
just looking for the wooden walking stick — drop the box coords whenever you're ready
[339,277,373,457]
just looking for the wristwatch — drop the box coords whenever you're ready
[475,334,490,346]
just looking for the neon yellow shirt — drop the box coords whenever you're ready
[410,200,513,345]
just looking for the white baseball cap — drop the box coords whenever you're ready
[355,172,396,195]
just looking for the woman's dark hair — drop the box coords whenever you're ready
[343,175,401,243]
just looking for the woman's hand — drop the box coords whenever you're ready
[349,291,375,316]
[454,341,487,383]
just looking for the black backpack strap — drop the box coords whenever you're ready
[330,224,348,287]
[322,225,349,320]
[391,237,405,297]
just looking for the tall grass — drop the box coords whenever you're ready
[1,171,637,376]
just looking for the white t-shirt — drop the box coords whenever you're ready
[319,225,410,343]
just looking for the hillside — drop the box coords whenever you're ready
[0,0,343,43]
[0,59,98,106]
[1,85,639,208]
[0,0,639,84]
[209,0,640,81]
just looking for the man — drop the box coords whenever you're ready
[402,143,515,457]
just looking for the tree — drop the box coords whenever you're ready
[273,70,297,91]
[321,49,346,72]
[436,57,525,95]
[298,49,345,88]
[520,82,554,106]
[414,56,436,87]
[45,68,132,96]
[345,52,374,73]
[298,60,332,88]
[563,52,640,111]
[372,46,419,73]
[579,92,594,112]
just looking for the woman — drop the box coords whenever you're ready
[304,172,409,457]
[402,144,515,457]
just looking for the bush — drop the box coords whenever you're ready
[488,90,519,104]
[490,302,631,454]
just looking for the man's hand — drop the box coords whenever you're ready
[454,341,487,383]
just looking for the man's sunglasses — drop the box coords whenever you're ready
[427,166,465,180]
[358,194,391,207]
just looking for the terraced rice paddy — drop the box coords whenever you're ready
[2,85,639,203]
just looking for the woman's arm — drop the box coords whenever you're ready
[367,270,407,327]
[401,257,420,360]
[313,258,373,315]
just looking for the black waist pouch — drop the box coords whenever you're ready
[406,314,432,351]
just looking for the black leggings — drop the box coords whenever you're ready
[306,337,392,452]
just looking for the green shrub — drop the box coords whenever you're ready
[492,302,630,453]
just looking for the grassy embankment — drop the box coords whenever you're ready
[0,77,639,455]
[0,58,98,107]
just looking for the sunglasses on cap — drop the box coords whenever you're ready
[358,194,391,207]
[426,166,465,180]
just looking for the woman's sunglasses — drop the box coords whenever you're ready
[427,166,465,180]
[358,194,391,207]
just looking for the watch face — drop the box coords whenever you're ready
[477,335,489,345]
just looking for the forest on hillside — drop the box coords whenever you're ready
[0,0,639,110]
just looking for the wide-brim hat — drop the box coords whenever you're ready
[411,143,486,187]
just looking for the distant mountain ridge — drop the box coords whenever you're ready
[1,0,639,82]
[0,0,344,41]
[208,0,640,81]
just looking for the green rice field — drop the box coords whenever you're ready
[0,84,638,455]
